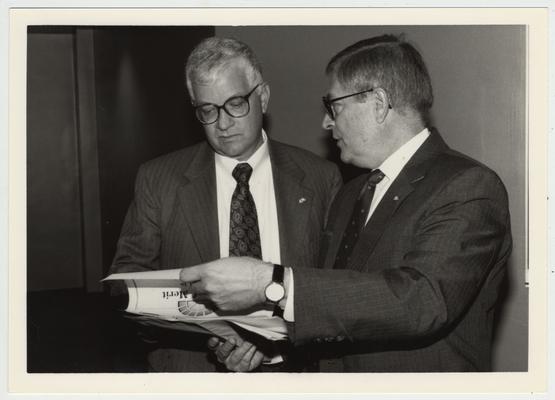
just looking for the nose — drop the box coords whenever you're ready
[216,109,234,131]
[322,112,334,130]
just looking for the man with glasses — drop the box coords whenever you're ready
[109,36,341,372]
[181,34,512,372]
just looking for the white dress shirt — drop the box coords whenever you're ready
[283,128,431,322]
[215,130,281,264]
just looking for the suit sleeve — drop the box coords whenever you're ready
[108,164,162,291]
[290,166,512,345]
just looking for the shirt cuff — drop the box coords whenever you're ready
[262,354,284,365]
[283,267,295,322]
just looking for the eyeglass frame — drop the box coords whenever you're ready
[192,83,262,125]
[322,87,392,120]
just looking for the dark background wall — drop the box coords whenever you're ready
[93,27,208,271]
[26,25,527,372]
[27,27,85,291]
[26,26,212,372]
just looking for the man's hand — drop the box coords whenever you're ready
[207,337,265,372]
[180,257,272,311]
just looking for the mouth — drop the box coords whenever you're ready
[219,133,241,141]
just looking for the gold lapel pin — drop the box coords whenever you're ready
[299,197,306,204]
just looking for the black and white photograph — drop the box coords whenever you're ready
[3,5,552,398]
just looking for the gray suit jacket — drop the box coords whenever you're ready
[110,139,341,371]
[290,131,512,372]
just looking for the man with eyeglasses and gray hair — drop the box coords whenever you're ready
[109,36,341,372]
[181,34,512,372]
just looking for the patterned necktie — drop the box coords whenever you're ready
[333,169,385,269]
[229,163,262,259]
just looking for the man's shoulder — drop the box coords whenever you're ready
[414,144,508,205]
[434,147,502,183]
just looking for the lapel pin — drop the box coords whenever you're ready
[299,197,306,204]
[393,196,399,201]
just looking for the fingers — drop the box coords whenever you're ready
[215,338,237,363]
[249,350,265,371]
[207,337,239,364]
[226,341,252,364]
[188,281,205,294]
[179,266,201,283]
[208,338,265,372]
[191,292,210,304]
[184,280,208,301]
[225,341,262,372]
[207,337,220,350]
[225,343,255,371]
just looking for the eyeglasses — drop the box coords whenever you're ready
[193,83,262,125]
[322,88,391,120]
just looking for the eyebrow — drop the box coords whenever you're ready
[194,90,246,107]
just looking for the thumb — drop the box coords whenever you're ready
[207,337,221,350]
[179,266,201,282]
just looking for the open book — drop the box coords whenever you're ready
[102,268,288,341]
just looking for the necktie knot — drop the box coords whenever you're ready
[367,169,385,187]
[232,163,253,185]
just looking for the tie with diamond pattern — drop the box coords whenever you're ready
[333,169,385,269]
[229,163,262,259]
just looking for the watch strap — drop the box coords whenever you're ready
[272,305,284,318]
[272,263,285,284]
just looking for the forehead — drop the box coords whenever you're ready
[191,61,251,103]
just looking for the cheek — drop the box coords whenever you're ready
[241,112,263,136]
[347,114,368,144]
[338,119,358,143]
[203,127,219,145]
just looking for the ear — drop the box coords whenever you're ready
[373,88,391,123]
[259,82,270,113]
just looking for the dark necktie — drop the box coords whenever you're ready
[229,163,262,259]
[333,169,385,269]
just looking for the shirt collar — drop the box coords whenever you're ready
[215,130,270,178]
[376,128,430,181]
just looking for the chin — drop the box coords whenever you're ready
[339,151,352,164]
[218,142,242,157]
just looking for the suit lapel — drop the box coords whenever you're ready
[269,141,314,267]
[347,130,449,272]
[348,172,415,271]
[176,143,220,262]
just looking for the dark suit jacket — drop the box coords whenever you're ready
[110,139,341,371]
[290,130,512,372]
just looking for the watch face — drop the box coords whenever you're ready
[265,282,285,302]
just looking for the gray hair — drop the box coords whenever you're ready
[326,34,433,124]
[185,37,263,95]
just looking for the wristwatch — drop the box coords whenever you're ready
[264,264,285,317]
